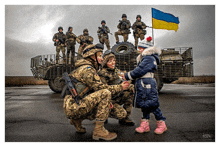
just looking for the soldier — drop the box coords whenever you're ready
[98,50,135,125]
[132,15,147,49]
[52,26,67,64]
[76,29,93,60]
[66,26,77,64]
[115,14,131,43]
[97,20,111,50]
[63,43,130,140]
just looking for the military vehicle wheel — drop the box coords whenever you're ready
[111,42,135,55]
[48,77,65,93]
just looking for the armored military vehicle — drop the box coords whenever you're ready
[30,42,193,93]
[111,42,193,91]
[30,54,75,93]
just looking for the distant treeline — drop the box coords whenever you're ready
[5,76,215,87]
[5,76,48,87]
[172,76,215,84]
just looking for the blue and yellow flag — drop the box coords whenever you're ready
[152,8,180,32]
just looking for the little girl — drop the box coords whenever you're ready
[123,42,167,134]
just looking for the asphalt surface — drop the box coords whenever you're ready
[5,84,215,142]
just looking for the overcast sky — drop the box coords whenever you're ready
[5,5,215,76]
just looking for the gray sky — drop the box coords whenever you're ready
[5,5,215,76]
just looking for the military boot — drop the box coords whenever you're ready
[70,118,86,133]
[119,116,135,126]
[93,120,117,141]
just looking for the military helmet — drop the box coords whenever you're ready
[83,43,104,58]
[58,26,63,31]
[122,14,127,18]
[68,26,73,31]
[101,50,115,67]
[101,20,106,24]
[83,28,88,33]
[136,15,141,19]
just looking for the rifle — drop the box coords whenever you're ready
[98,27,112,35]
[119,20,128,27]
[61,72,80,105]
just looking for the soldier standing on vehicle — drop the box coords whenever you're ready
[97,20,111,50]
[63,43,130,140]
[115,14,131,43]
[98,50,135,126]
[66,26,77,65]
[52,26,67,64]
[76,29,93,60]
[132,15,147,49]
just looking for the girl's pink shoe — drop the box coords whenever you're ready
[135,119,150,133]
[154,120,167,134]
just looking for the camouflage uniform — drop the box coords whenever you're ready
[66,27,77,64]
[76,29,93,60]
[63,44,124,140]
[132,15,147,49]
[97,20,111,50]
[115,14,131,43]
[98,52,134,125]
[52,27,67,64]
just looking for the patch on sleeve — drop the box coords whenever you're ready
[87,66,91,69]
[94,74,101,81]
[154,61,157,65]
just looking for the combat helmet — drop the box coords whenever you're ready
[101,20,106,24]
[102,50,115,67]
[58,26,63,31]
[83,28,88,33]
[82,43,104,58]
[136,15,141,19]
[68,26,73,31]
[122,14,127,18]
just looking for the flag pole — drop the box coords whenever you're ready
[151,8,154,45]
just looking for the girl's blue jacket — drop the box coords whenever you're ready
[124,46,161,109]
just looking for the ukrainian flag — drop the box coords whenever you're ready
[152,8,180,32]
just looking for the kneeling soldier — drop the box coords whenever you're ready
[63,44,130,140]
[98,50,135,125]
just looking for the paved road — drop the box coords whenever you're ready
[5,84,215,142]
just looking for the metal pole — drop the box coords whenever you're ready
[151,8,154,45]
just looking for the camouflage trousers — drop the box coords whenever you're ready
[115,30,129,42]
[77,45,84,60]
[110,84,134,118]
[99,35,110,50]
[67,44,75,64]
[134,33,145,48]
[56,45,66,64]
[63,89,111,121]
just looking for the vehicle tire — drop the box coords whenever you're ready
[48,77,65,93]
[111,42,135,55]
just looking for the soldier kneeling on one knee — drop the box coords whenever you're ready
[62,43,130,141]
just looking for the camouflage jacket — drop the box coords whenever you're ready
[52,32,66,46]
[132,21,147,34]
[98,68,122,85]
[70,59,123,96]
[76,34,93,46]
[66,31,77,45]
[117,19,131,31]
[97,26,110,36]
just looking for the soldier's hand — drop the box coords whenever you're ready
[121,73,126,80]
[121,81,130,90]
[56,39,59,42]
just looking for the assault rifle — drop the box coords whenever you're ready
[61,72,80,105]
[119,20,128,27]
